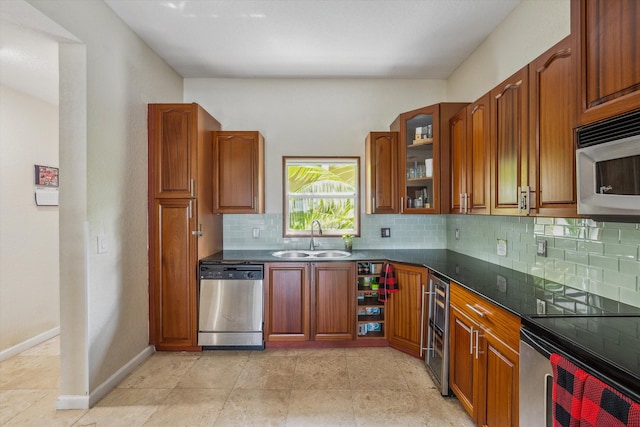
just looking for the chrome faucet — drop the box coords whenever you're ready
[309,220,323,251]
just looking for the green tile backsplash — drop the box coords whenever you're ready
[447,215,640,307]
[224,213,640,308]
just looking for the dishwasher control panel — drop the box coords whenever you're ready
[200,263,264,280]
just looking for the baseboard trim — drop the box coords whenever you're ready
[56,344,155,410]
[0,327,60,362]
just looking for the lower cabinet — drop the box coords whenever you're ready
[386,263,428,357]
[312,262,356,340]
[150,198,199,351]
[449,282,520,427]
[265,263,310,341]
[264,262,355,342]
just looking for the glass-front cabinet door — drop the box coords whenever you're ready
[392,105,441,213]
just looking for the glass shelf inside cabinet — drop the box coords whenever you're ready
[405,113,434,209]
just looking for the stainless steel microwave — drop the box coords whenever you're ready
[576,109,640,221]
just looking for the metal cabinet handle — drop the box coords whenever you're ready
[254,196,257,213]
[192,224,203,237]
[466,303,486,318]
[474,330,480,359]
[420,284,426,358]
[469,326,475,355]
[190,179,195,197]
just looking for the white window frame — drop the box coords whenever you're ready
[283,156,360,237]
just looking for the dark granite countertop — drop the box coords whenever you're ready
[202,248,640,391]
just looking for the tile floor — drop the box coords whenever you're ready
[0,336,475,426]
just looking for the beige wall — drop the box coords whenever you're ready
[26,0,183,407]
[447,0,570,102]
[0,85,60,352]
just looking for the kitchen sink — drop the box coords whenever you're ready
[313,250,351,258]
[271,250,352,259]
[271,250,311,258]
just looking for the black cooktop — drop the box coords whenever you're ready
[522,315,640,400]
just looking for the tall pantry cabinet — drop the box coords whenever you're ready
[148,103,223,351]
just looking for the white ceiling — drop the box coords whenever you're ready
[105,0,521,79]
[0,0,521,105]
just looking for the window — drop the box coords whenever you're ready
[283,157,360,237]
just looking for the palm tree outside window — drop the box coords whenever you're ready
[283,157,360,237]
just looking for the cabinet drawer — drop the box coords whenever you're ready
[450,282,520,350]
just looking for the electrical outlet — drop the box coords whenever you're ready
[455,229,460,240]
[536,298,546,315]
[252,228,260,239]
[537,239,547,257]
[381,228,391,238]
[497,239,507,256]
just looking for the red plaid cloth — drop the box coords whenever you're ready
[580,375,640,427]
[377,263,397,302]
[551,353,590,427]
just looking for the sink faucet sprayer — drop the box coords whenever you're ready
[309,220,323,251]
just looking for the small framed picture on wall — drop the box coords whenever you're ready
[34,165,59,187]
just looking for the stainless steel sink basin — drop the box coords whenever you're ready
[271,250,311,258]
[271,250,352,259]
[313,250,352,258]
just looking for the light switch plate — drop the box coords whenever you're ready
[252,228,260,238]
[97,234,108,254]
[537,239,547,257]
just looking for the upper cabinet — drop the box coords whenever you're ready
[450,94,491,215]
[572,0,640,125]
[390,103,468,214]
[529,36,577,217]
[212,131,265,214]
[365,132,399,214]
[149,103,221,199]
[490,66,529,216]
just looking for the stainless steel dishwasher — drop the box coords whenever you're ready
[198,262,264,349]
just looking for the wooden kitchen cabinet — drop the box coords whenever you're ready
[265,263,310,341]
[148,103,223,351]
[386,263,428,357]
[529,36,577,217]
[490,66,530,216]
[450,94,491,215]
[390,103,468,214]
[572,0,640,125]
[449,282,520,427]
[265,262,355,342]
[311,262,356,341]
[213,131,264,213]
[365,132,399,214]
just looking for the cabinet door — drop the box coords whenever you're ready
[572,0,640,125]
[394,105,441,213]
[479,333,519,427]
[529,36,577,217]
[365,132,399,214]
[311,262,355,340]
[386,263,427,357]
[148,104,196,199]
[150,198,199,350]
[264,263,310,341]
[490,67,529,216]
[449,305,479,422]
[213,131,265,213]
[450,109,467,214]
[467,94,491,215]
